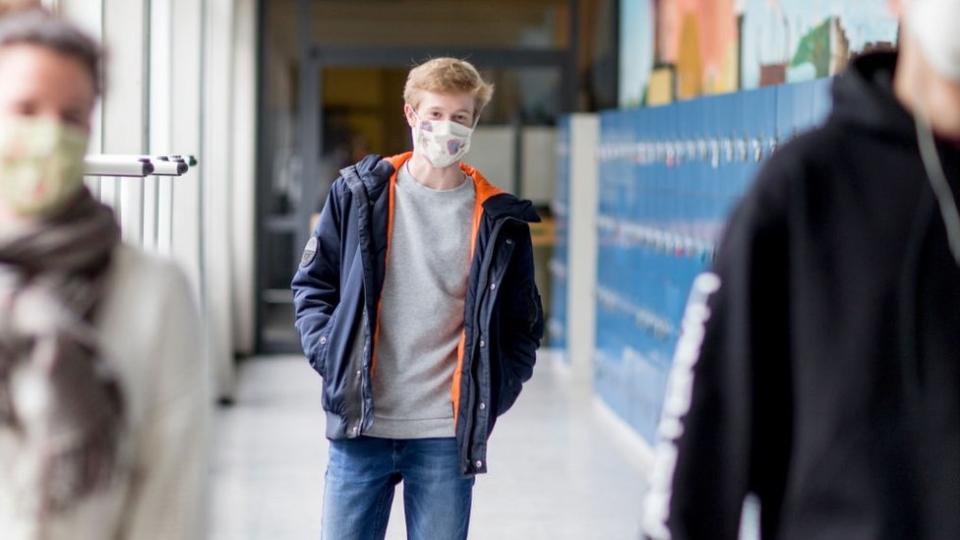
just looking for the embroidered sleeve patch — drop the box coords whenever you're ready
[300,236,318,267]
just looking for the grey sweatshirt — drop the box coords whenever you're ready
[365,163,475,439]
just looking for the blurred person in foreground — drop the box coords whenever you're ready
[642,0,960,538]
[0,8,209,539]
[292,58,543,539]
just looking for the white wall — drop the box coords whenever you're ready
[104,0,148,245]
[231,0,257,356]
[567,114,599,391]
[521,127,557,204]
[203,0,237,399]
[150,0,173,255]
[55,0,260,399]
[169,0,204,294]
[467,126,560,203]
[468,126,516,193]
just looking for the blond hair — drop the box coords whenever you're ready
[403,57,494,118]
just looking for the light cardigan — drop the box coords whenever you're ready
[0,245,210,540]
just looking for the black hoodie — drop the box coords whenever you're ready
[643,52,960,540]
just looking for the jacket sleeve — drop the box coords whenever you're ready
[291,179,344,376]
[499,229,544,402]
[123,265,210,540]
[641,161,794,540]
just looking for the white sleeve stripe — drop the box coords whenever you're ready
[641,272,721,540]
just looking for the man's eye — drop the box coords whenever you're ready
[63,114,85,128]
[14,102,37,116]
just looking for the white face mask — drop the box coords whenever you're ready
[411,110,477,169]
[907,0,960,82]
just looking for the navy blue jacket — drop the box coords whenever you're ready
[292,152,544,475]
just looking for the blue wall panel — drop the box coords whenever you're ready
[591,79,834,443]
[548,117,571,359]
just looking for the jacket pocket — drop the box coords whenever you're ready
[494,282,541,416]
[315,308,340,378]
[495,360,522,416]
[527,285,545,340]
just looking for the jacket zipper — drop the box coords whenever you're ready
[463,216,524,468]
[345,170,376,439]
[358,303,369,435]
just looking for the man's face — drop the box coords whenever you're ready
[404,91,476,129]
[0,44,96,133]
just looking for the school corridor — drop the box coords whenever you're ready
[209,355,648,540]
[1,2,916,539]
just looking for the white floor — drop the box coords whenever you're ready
[209,356,649,540]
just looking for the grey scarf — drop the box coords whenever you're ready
[0,187,123,516]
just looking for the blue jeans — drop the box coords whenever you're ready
[321,437,475,540]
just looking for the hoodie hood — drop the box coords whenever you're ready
[831,51,918,144]
[832,55,960,470]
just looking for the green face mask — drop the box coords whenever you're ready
[0,116,88,217]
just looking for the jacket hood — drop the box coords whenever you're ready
[358,153,385,176]
[830,51,918,144]
[482,193,541,223]
[368,152,541,223]
[335,153,394,203]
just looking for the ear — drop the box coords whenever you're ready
[403,103,418,129]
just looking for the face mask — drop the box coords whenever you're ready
[907,0,960,82]
[0,116,88,217]
[411,110,477,168]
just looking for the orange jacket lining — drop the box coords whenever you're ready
[369,152,503,426]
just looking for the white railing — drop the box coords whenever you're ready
[83,154,197,259]
[84,154,196,178]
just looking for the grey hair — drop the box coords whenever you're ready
[0,8,103,95]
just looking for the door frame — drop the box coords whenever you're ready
[254,0,579,354]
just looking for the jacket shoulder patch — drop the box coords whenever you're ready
[300,236,318,267]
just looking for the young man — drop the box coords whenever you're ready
[642,1,960,539]
[292,58,544,539]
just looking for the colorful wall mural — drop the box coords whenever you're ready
[619,0,900,107]
[658,0,740,98]
[619,0,656,108]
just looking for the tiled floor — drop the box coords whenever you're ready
[209,356,648,539]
